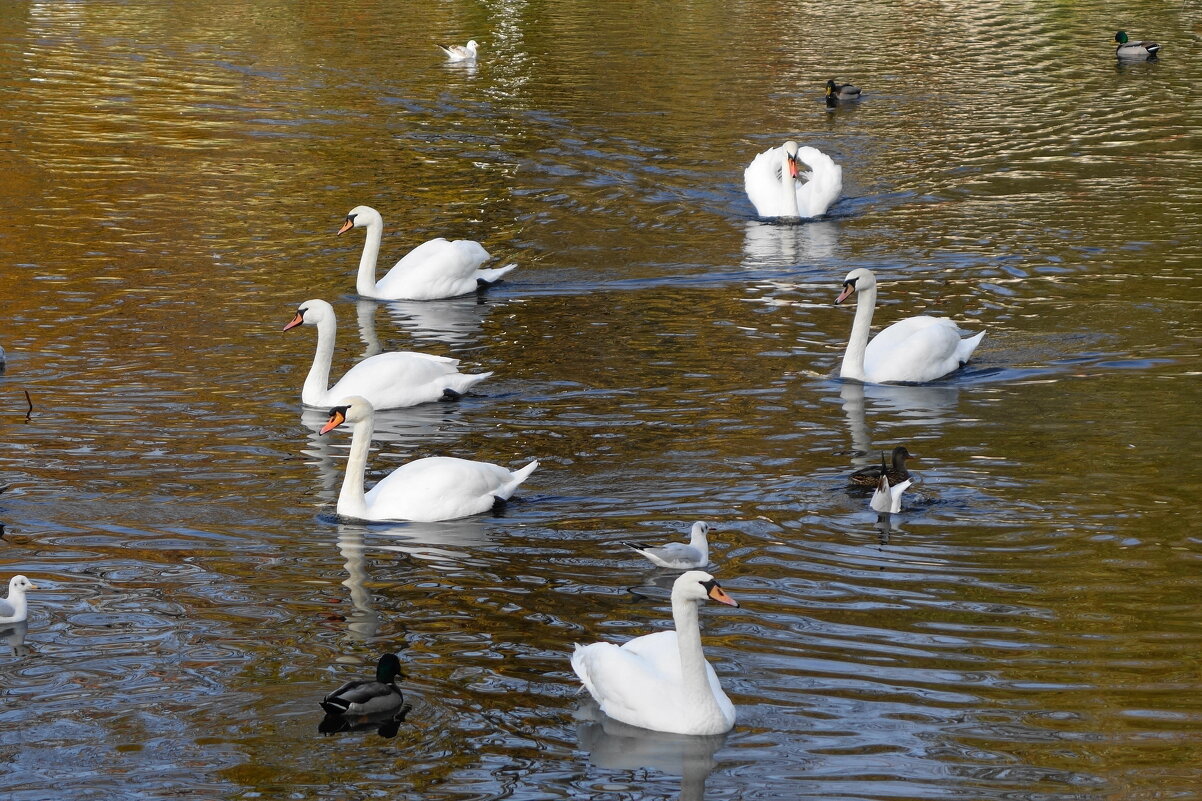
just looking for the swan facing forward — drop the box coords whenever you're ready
[571,570,738,736]
[338,206,516,301]
[321,396,538,522]
[836,268,984,384]
[744,141,842,220]
[623,522,713,570]
[438,40,478,62]
[0,575,36,624]
[284,299,491,409]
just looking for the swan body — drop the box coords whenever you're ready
[836,268,984,384]
[623,522,712,569]
[871,474,913,514]
[321,653,406,717]
[744,141,842,219]
[1114,31,1160,59]
[849,446,914,488]
[284,299,491,409]
[826,79,862,101]
[571,570,738,736]
[338,206,516,301]
[321,396,538,522]
[438,39,479,62]
[0,576,36,624]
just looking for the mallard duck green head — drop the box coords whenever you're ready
[1115,31,1129,44]
[375,653,403,683]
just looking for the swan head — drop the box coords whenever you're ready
[338,205,382,236]
[320,395,374,435]
[674,570,738,608]
[835,267,877,305]
[283,298,334,331]
[782,140,801,179]
[7,575,36,595]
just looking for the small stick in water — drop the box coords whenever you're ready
[24,390,32,421]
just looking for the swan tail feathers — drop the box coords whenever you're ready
[476,263,517,286]
[958,330,986,364]
[445,370,493,395]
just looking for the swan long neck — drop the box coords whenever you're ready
[778,153,800,217]
[337,415,373,519]
[355,217,383,296]
[840,283,877,381]
[671,597,722,713]
[302,315,337,404]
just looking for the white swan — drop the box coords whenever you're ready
[321,396,538,522]
[0,575,36,624]
[338,206,516,301]
[836,268,985,384]
[438,39,478,62]
[284,299,491,409]
[623,522,713,570]
[744,141,842,219]
[871,474,913,514]
[571,570,738,735]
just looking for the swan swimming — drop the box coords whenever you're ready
[744,141,842,219]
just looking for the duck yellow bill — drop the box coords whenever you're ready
[319,410,346,435]
[707,583,738,608]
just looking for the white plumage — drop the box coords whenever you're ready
[623,522,712,569]
[0,575,36,624]
[744,141,842,219]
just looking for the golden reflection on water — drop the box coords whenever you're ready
[0,0,1200,798]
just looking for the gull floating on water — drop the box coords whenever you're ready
[623,522,713,569]
[0,575,37,624]
[438,40,479,62]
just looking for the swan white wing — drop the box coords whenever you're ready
[572,632,731,733]
[744,146,792,218]
[365,457,534,522]
[793,146,843,218]
[320,351,489,409]
[864,316,979,383]
[375,238,492,300]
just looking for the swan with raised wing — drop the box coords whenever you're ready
[744,141,842,219]
[571,570,738,735]
[284,299,491,409]
[835,268,984,384]
[320,396,538,522]
[338,206,516,301]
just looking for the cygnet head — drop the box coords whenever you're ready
[337,205,382,235]
[674,570,738,607]
[320,396,374,434]
[836,267,877,304]
[7,575,36,595]
[283,298,334,331]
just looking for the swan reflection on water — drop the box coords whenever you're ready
[838,379,962,465]
[378,294,501,348]
[575,697,725,801]
[741,219,838,271]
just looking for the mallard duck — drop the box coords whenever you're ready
[0,575,36,624]
[624,522,713,569]
[825,79,862,101]
[1114,31,1160,59]
[849,446,914,488]
[321,653,406,717]
[871,473,913,514]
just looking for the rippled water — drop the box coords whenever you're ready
[1,1,1200,799]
